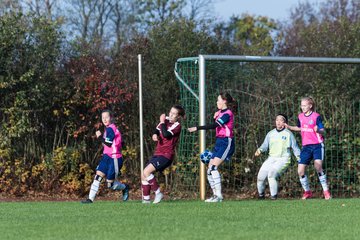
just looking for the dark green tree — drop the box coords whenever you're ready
[0,12,63,154]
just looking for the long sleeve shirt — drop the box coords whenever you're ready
[258,128,300,158]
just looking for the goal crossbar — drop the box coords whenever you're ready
[175,55,360,200]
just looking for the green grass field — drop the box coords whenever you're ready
[1,198,360,240]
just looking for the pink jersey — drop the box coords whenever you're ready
[215,109,234,138]
[103,123,122,159]
[298,112,324,146]
[154,119,182,160]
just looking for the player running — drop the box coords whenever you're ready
[81,109,129,203]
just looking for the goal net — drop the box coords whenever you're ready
[174,55,360,199]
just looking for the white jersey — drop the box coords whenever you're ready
[258,128,300,159]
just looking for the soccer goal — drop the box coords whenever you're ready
[174,55,360,200]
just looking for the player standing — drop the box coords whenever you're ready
[255,114,300,200]
[81,109,129,203]
[286,97,331,200]
[188,93,236,203]
[141,105,185,204]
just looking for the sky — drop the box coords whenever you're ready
[213,0,325,21]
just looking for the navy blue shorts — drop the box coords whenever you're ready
[147,155,172,172]
[298,143,324,165]
[96,155,123,180]
[212,137,235,162]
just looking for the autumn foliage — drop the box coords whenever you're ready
[0,0,359,198]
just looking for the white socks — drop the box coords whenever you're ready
[211,169,222,197]
[300,172,329,192]
[207,173,216,195]
[300,175,310,191]
[110,180,126,190]
[89,179,101,201]
[318,172,329,191]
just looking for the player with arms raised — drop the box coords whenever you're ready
[141,105,185,204]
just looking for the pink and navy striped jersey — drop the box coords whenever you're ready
[297,111,324,146]
[215,109,234,138]
[154,119,182,160]
[102,123,122,159]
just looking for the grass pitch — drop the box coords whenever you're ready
[1,198,360,240]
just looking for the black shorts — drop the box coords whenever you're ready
[148,155,172,172]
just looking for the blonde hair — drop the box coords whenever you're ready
[301,96,315,111]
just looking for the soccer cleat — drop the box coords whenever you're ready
[323,190,331,200]
[270,195,278,200]
[142,200,151,204]
[122,184,130,201]
[153,192,163,204]
[205,195,223,203]
[81,199,93,204]
[301,190,313,200]
[258,194,265,200]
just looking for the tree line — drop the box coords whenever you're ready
[0,0,359,197]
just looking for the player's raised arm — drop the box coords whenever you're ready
[141,105,185,204]
[188,122,219,133]
[285,123,301,132]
